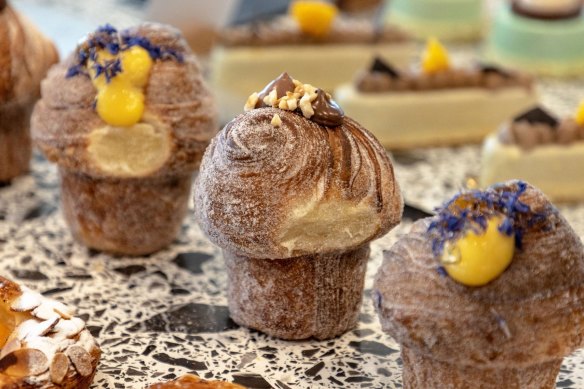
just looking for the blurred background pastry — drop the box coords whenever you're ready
[195,73,403,340]
[209,0,414,124]
[31,23,217,255]
[0,0,58,182]
[481,104,584,201]
[335,39,537,149]
[384,0,485,41]
[486,0,584,77]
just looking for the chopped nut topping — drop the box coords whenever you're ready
[244,92,259,112]
[271,114,282,127]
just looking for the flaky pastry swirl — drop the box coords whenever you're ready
[0,2,58,106]
[31,23,217,178]
[195,107,402,259]
[0,276,100,389]
[373,182,584,369]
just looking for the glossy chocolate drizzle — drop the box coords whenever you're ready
[311,89,344,127]
[255,72,296,108]
[254,72,344,127]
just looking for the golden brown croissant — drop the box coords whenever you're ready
[0,1,58,182]
[0,276,101,389]
[195,73,402,339]
[373,181,584,389]
[149,374,246,389]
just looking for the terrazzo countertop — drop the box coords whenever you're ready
[3,1,584,388]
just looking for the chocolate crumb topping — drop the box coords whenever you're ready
[512,1,582,20]
[255,72,296,108]
[513,107,559,127]
[311,89,345,127]
[370,57,400,79]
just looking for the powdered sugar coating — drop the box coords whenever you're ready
[195,107,402,259]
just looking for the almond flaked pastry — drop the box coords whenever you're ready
[0,277,101,388]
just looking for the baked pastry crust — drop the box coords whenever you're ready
[149,374,246,389]
[0,276,101,389]
[373,181,584,388]
[31,23,217,178]
[0,2,58,181]
[195,107,402,259]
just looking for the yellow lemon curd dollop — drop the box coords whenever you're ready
[441,215,515,287]
[575,101,584,126]
[90,46,153,127]
[422,37,450,75]
[290,1,338,38]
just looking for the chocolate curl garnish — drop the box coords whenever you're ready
[311,89,344,127]
[370,57,400,79]
[255,72,296,108]
[513,107,559,128]
[479,63,511,79]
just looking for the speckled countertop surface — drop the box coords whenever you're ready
[3,0,584,388]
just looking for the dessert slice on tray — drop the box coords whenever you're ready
[334,38,538,149]
[210,0,415,124]
[481,104,584,201]
[0,276,101,388]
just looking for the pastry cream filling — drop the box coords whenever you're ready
[87,122,171,177]
[87,46,172,177]
[441,215,515,286]
[279,200,379,254]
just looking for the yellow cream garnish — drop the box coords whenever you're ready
[290,1,338,38]
[575,101,584,126]
[422,37,450,74]
[90,46,153,127]
[441,215,515,286]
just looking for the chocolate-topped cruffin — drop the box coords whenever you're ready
[195,73,402,340]
[31,23,217,255]
[0,1,58,182]
[373,181,584,389]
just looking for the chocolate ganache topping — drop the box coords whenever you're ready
[246,72,344,127]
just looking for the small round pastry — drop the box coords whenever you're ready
[195,73,403,340]
[373,181,584,389]
[149,374,246,389]
[0,276,101,388]
[31,24,217,255]
[0,0,58,182]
